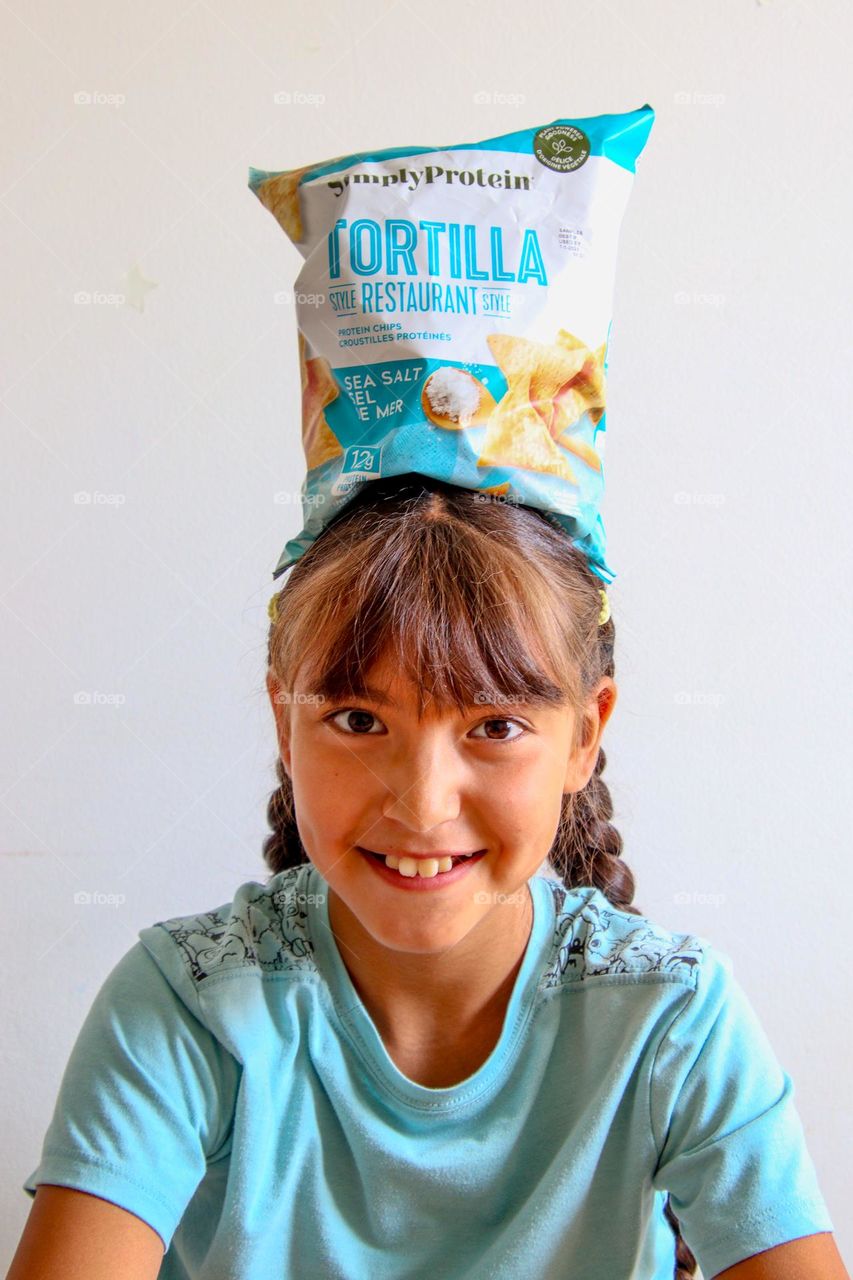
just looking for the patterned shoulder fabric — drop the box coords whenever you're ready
[542,879,704,989]
[153,867,317,985]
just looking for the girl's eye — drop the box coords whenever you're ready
[325,709,385,735]
[323,708,529,744]
[469,718,528,744]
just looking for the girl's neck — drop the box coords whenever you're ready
[327,882,534,1069]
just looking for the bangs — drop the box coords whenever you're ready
[280,506,578,722]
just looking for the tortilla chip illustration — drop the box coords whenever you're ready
[487,331,590,427]
[476,373,578,484]
[549,343,605,469]
[550,410,603,471]
[543,336,606,419]
[477,329,609,478]
[516,332,607,470]
[255,165,315,243]
[487,333,587,403]
[553,337,607,416]
[299,333,343,470]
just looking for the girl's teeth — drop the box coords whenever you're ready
[384,854,455,877]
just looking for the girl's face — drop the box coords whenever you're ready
[268,653,617,957]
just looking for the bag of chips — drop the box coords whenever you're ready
[249,105,654,583]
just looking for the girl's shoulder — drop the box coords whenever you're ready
[138,863,319,993]
[537,875,708,994]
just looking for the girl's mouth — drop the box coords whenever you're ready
[357,847,487,890]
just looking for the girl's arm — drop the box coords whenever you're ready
[712,1231,850,1279]
[5,1184,164,1280]
[19,940,240,1260]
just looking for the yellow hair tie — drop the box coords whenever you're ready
[268,593,280,624]
[598,589,610,626]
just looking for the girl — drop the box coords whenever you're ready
[12,474,845,1280]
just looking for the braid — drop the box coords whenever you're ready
[548,747,640,916]
[262,755,308,874]
[664,1197,700,1280]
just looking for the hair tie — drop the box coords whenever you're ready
[268,593,280,624]
[598,589,610,627]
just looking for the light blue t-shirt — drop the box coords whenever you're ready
[23,863,834,1279]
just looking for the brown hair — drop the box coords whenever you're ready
[263,472,697,1280]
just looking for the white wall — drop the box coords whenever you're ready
[2,0,851,1272]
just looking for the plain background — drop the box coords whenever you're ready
[2,0,851,1273]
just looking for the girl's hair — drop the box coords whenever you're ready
[263,473,697,1280]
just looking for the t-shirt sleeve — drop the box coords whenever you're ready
[22,939,239,1252]
[650,943,834,1278]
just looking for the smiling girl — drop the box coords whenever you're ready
[12,475,845,1280]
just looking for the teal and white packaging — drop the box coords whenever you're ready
[249,105,654,584]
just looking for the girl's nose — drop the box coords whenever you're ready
[380,738,464,831]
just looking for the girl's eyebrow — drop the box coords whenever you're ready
[353,685,397,708]
[314,683,397,708]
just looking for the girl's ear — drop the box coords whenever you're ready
[266,670,292,776]
[563,678,618,794]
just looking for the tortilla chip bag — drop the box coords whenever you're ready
[249,105,654,584]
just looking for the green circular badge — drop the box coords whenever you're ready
[533,125,590,173]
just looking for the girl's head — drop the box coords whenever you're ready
[264,473,635,948]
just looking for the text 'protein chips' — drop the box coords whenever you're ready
[249,105,654,583]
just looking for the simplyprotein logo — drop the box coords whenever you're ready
[326,164,533,197]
